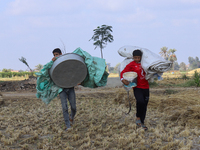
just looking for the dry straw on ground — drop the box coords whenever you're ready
[0,92,4,106]
[0,87,200,149]
[187,68,200,75]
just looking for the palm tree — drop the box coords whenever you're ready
[168,49,177,70]
[168,48,177,54]
[35,64,43,72]
[159,46,168,60]
[19,57,32,72]
[89,25,114,58]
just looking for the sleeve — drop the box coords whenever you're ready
[120,62,134,80]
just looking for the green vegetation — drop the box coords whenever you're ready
[159,46,200,71]
[0,72,35,78]
[159,46,177,70]
[188,56,200,70]
[181,74,189,79]
[180,79,196,87]
[35,64,43,72]
[149,70,199,88]
[90,24,114,58]
[193,70,200,87]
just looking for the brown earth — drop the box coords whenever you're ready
[0,77,37,92]
[1,78,200,149]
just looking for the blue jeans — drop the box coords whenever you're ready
[59,87,76,128]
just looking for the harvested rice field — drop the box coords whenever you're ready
[1,86,200,149]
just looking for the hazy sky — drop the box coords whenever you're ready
[0,0,200,70]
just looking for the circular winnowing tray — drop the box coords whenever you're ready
[49,53,87,88]
[123,72,137,81]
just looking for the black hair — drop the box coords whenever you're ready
[132,49,142,56]
[52,48,62,54]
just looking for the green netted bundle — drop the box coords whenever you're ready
[36,47,109,104]
[35,61,63,104]
[73,47,109,88]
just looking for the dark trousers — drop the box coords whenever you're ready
[133,88,149,124]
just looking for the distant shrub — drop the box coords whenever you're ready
[149,81,158,87]
[181,74,189,79]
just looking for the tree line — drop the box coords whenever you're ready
[107,46,199,73]
[2,24,200,76]
[159,46,200,71]
[0,71,34,78]
[0,63,43,78]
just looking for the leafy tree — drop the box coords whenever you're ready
[179,62,186,71]
[89,25,114,58]
[188,56,195,64]
[2,68,11,72]
[159,47,178,69]
[174,62,180,70]
[19,57,32,72]
[168,48,177,54]
[195,56,199,62]
[109,67,114,73]
[159,46,169,60]
[195,57,200,68]
[114,63,120,73]
[188,56,200,69]
[35,64,43,72]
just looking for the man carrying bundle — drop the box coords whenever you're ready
[52,48,76,131]
[120,50,149,131]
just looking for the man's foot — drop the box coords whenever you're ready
[69,117,74,124]
[141,124,148,131]
[66,127,71,131]
[136,119,142,127]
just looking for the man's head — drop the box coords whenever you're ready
[132,49,142,63]
[52,48,62,57]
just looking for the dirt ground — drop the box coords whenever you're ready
[1,78,200,149]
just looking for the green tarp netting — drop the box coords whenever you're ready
[36,47,109,104]
[73,47,109,88]
[35,61,63,104]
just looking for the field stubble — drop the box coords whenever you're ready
[0,86,200,149]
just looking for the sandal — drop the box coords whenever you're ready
[136,119,142,127]
[141,124,148,131]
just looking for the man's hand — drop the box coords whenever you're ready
[122,79,129,85]
[52,56,57,62]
